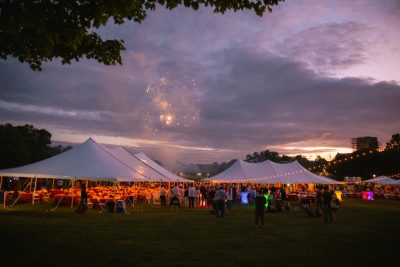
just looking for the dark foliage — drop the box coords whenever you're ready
[0,0,284,70]
[0,123,71,169]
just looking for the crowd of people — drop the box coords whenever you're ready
[300,185,340,223]
[158,184,342,226]
[0,178,357,224]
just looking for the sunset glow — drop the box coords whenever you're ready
[1,0,399,165]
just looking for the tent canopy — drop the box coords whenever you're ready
[134,152,189,182]
[206,159,341,184]
[0,138,147,182]
[108,146,172,182]
[363,176,400,186]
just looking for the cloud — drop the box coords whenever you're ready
[276,21,376,74]
[1,1,400,164]
[197,48,400,151]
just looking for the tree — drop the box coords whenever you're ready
[385,133,400,151]
[0,0,284,71]
[0,123,71,169]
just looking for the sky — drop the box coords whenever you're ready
[0,0,399,166]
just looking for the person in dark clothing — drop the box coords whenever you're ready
[77,184,88,213]
[280,187,287,202]
[255,190,267,227]
[323,186,332,223]
[315,186,323,217]
[81,184,88,205]
[208,188,216,211]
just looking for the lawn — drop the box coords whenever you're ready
[0,199,399,267]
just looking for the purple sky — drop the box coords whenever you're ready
[1,0,399,166]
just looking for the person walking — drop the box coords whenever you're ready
[255,190,267,227]
[323,186,333,223]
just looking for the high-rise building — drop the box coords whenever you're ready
[351,136,379,151]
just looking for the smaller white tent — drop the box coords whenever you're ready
[134,152,189,182]
[108,146,172,182]
[0,138,147,182]
[363,176,400,186]
[206,159,341,184]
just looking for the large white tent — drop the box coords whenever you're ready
[206,159,341,184]
[363,176,400,186]
[0,138,147,182]
[108,146,172,182]
[134,152,189,182]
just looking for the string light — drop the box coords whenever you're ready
[308,150,378,171]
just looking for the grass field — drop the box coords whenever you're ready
[0,199,399,267]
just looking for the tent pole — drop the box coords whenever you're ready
[71,179,75,208]
[52,178,55,189]
[29,177,32,192]
[51,180,72,212]
[11,180,31,207]
[0,176,3,190]
[32,176,38,205]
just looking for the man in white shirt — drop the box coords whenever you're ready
[214,186,227,218]
[169,185,179,207]
[188,185,196,208]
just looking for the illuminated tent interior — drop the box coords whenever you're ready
[133,152,189,182]
[363,176,400,186]
[0,138,148,182]
[205,159,341,184]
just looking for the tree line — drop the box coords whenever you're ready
[244,133,400,180]
[0,123,71,169]
[1,123,398,181]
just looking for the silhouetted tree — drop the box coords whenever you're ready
[385,133,400,151]
[0,123,71,169]
[0,0,283,70]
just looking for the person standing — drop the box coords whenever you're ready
[169,185,180,207]
[255,190,267,227]
[160,186,167,206]
[77,184,87,213]
[323,186,333,223]
[194,187,200,207]
[275,188,282,211]
[208,187,216,210]
[226,187,233,211]
[57,179,63,190]
[331,190,340,222]
[214,186,227,218]
[315,186,323,217]
[188,185,195,208]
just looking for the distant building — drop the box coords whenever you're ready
[351,136,379,151]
